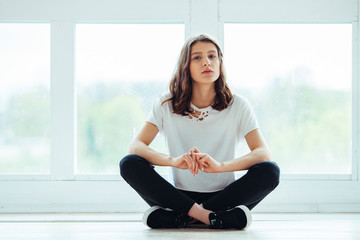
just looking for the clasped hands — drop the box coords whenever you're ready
[171,146,222,176]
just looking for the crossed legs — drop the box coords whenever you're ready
[120,154,280,225]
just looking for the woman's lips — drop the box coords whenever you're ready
[202,69,214,74]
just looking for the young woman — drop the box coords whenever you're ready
[120,34,280,230]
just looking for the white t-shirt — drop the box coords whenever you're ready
[146,92,259,192]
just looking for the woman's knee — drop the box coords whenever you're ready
[119,154,147,179]
[252,161,280,190]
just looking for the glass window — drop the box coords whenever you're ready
[0,23,50,173]
[224,24,352,174]
[76,24,184,174]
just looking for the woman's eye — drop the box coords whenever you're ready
[193,56,201,60]
[209,55,217,59]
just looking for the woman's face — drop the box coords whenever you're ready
[189,41,220,86]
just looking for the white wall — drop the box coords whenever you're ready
[0,0,359,213]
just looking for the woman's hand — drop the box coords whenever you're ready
[172,147,223,175]
[171,154,199,176]
[189,147,223,173]
[193,152,223,173]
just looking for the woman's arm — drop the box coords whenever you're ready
[193,129,271,173]
[221,128,271,171]
[129,122,196,172]
[128,122,172,166]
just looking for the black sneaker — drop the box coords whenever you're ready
[209,205,252,229]
[142,206,188,229]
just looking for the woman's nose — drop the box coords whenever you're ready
[203,58,211,66]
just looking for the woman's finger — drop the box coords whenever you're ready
[187,154,196,175]
[198,159,207,170]
[193,152,206,161]
[189,146,200,156]
[183,155,192,172]
[189,152,199,176]
[189,154,195,175]
[192,155,199,176]
[193,158,198,176]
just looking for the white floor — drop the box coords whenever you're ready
[0,213,359,240]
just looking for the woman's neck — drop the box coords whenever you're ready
[191,82,216,109]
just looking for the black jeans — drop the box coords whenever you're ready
[120,154,280,214]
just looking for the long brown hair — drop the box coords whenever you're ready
[165,34,233,115]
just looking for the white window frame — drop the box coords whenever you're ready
[0,0,359,213]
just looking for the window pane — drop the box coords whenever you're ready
[225,24,351,174]
[76,24,184,174]
[0,24,50,173]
